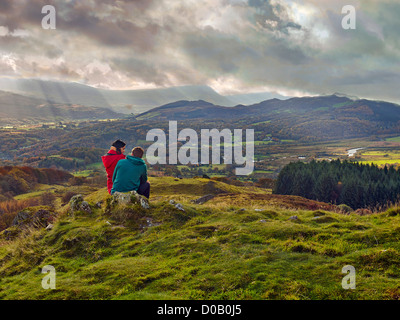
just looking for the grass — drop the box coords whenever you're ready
[386,137,400,143]
[14,184,65,201]
[73,170,94,177]
[1,177,400,300]
[357,150,400,167]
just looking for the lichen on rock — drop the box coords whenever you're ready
[69,194,92,215]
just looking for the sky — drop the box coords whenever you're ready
[0,0,399,102]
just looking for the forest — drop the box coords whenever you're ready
[0,166,73,200]
[274,159,400,210]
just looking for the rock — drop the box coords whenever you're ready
[289,216,298,220]
[255,209,264,212]
[174,203,185,212]
[80,201,92,214]
[192,194,215,205]
[110,191,150,209]
[130,191,150,209]
[140,198,150,209]
[141,217,161,229]
[95,202,102,208]
[112,192,131,205]
[46,223,54,230]
[69,195,92,214]
[69,194,84,212]
[169,199,175,204]
[11,209,54,229]
[34,209,55,226]
[11,210,32,226]
[259,219,267,223]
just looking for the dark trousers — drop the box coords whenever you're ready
[137,181,150,199]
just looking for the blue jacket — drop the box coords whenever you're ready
[111,156,147,194]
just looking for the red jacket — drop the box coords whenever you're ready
[102,150,126,194]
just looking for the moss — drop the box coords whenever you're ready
[386,207,400,217]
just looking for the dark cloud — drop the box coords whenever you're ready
[0,0,400,102]
[181,29,254,75]
[0,0,56,31]
[248,0,302,33]
[0,0,14,13]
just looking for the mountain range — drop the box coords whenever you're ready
[137,94,400,122]
[1,78,400,141]
[0,78,288,113]
[135,94,400,140]
[0,90,122,126]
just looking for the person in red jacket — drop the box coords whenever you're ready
[102,140,126,194]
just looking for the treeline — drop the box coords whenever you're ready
[38,147,107,170]
[59,147,106,161]
[273,160,400,209]
[0,166,73,199]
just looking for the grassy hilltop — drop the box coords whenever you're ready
[1,177,400,300]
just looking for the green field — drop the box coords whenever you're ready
[358,150,400,166]
[386,136,400,142]
[13,184,64,200]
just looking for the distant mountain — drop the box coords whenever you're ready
[0,90,122,126]
[136,100,243,120]
[136,94,400,140]
[138,94,400,121]
[0,78,235,113]
[226,91,289,105]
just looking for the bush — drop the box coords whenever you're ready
[338,204,353,214]
[62,191,77,205]
[69,176,86,186]
[41,192,56,207]
[386,206,400,217]
[354,208,373,216]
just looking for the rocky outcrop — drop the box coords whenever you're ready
[169,199,185,211]
[12,208,55,228]
[1,207,56,241]
[110,191,150,209]
[69,195,92,214]
[191,194,215,205]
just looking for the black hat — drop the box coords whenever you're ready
[112,140,126,148]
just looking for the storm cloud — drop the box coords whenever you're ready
[1,0,400,102]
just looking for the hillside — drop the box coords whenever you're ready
[1,177,400,300]
[138,95,400,122]
[0,90,123,126]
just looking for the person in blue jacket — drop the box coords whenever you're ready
[111,147,150,199]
